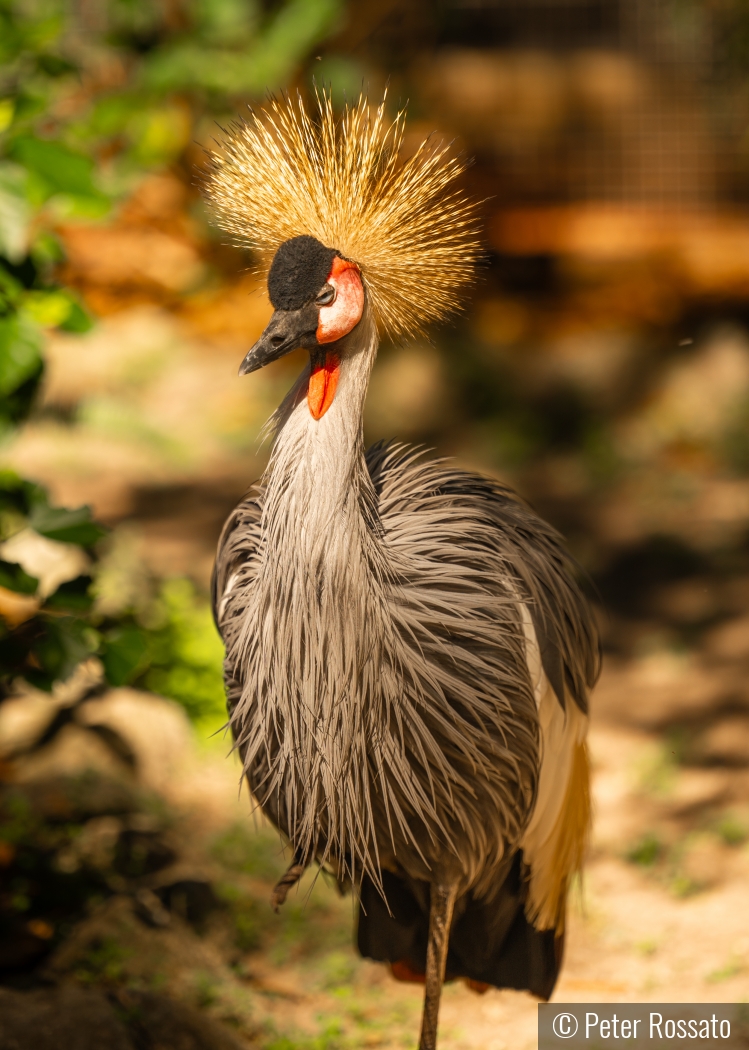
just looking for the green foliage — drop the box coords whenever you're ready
[706,956,745,983]
[9,136,105,204]
[0,162,31,262]
[0,469,104,547]
[319,950,357,991]
[139,0,342,99]
[24,615,96,691]
[101,623,150,687]
[211,822,286,880]
[135,578,227,728]
[0,313,43,425]
[88,575,226,726]
[669,871,702,899]
[0,557,37,594]
[44,574,95,614]
[30,504,107,547]
[0,0,342,700]
[75,936,130,985]
[217,882,268,952]
[626,832,663,867]
[0,0,345,193]
[0,469,111,690]
[0,788,37,845]
[715,812,749,847]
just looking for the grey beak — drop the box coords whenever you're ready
[239,303,319,375]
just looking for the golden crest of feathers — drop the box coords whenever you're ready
[205,91,481,338]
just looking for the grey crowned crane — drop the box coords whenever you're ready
[207,93,599,1050]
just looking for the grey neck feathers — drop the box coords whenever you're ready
[263,311,379,566]
[235,314,391,883]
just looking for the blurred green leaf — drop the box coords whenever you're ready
[0,478,30,539]
[0,314,43,397]
[9,137,103,201]
[106,0,164,44]
[27,615,95,691]
[102,623,149,686]
[17,287,92,333]
[36,52,76,78]
[0,368,45,431]
[0,10,22,64]
[211,823,282,880]
[0,469,39,515]
[84,94,142,139]
[29,503,108,546]
[30,230,66,267]
[143,0,343,96]
[48,192,110,220]
[0,262,23,312]
[194,0,259,45]
[310,55,367,107]
[44,574,94,613]
[128,104,192,166]
[0,162,30,263]
[10,93,50,138]
[716,813,748,847]
[22,289,74,327]
[250,0,343,90]
[0,507,26,542]
[0,559,38,595]
[627,832,663,867]
[6,13,63,58]
[137,578,226,727]
[140,43,244,95]
[58,297,93,333]
[0,99,14,133]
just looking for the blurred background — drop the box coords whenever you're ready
[1,1,749,1047]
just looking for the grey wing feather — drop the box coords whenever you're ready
[365,442,600,714]
[211,488,264,718]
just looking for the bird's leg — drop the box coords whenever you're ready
[418,880,458,1050]
[270,853,308,912]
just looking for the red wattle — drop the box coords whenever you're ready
[307,353,340,419]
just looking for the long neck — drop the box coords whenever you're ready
[261,313,379,569]
[236,314,385,878]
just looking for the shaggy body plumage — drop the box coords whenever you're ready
[212,313,599,1002]
[208,92,599,1050]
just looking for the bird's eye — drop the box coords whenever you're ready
[316,285,336,306]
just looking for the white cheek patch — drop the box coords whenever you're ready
[317,261,364,344]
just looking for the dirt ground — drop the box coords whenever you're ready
[3,629,747,1049]
[177,684,749,1050]
[98,665,749,1050]
[87,666,749,1047]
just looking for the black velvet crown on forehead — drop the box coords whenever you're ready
[267,235,339,311]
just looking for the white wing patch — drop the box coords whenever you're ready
[519,604,591,932]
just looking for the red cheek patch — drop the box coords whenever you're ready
[316,257,364,344]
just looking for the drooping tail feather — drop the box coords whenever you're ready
[357,853,562,1002]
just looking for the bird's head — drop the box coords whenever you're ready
[239,235,364,420]
[206,92,480,423]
